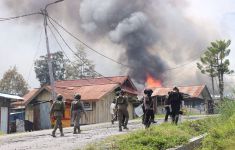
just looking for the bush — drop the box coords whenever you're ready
[200,100,235,150]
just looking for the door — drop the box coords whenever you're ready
[39,103,51,129]
[1,107,8,133]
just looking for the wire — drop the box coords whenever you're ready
[48,15,207,72]
[47,19,121,85]
[47,23,90,82]
[0,12,41,22]
[26,29,43,85]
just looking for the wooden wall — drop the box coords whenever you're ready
[25,90,136,128]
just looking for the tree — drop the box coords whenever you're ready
[0,66,28,96]
[34,51,68,85]
[197,49,217,98]
[65,45,100,80]
[197,40,234,100]
[210,40,234,100]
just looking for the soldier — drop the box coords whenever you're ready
[143,89,156,128]
[71,93,87,134]
[168,87,183,125]
[50,94,65,137]
[115,90,129,132]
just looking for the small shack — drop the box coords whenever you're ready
[0,93,23,133]
[151,85,213,114]
[13,76,138,130]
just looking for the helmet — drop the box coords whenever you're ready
[74,93,81,100]
[57,94,63,101]
[173,87,179,92]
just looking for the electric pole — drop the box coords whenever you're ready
[41,0,64,101]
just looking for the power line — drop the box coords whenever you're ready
[47,19,122,85]
[0,12,41,22]
[48,15,205,72]
[48,16,135,69]
[26,29,43,84]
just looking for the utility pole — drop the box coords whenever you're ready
[41,0,64,101]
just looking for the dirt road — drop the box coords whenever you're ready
[0,116,208,150]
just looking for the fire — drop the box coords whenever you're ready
[146,73,162,88]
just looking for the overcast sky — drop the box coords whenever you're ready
[0,0,235,90]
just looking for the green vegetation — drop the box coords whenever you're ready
[86,100,235,150]
[85,118,214,150]
[200,100,235,150]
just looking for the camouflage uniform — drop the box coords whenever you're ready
[115,91,129,131]
[71,94,85,134]
[50,94,65,137]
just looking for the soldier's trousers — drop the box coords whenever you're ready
[144,109,154,128]
[73,111,81,133]
[164,106,171,122]
[118,109,129,128]
[52,116,63,135]
[171,108,180,125]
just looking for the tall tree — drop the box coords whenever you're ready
[65,45,100,80]
[211,40,234,100]
[197,40,234,100]
[0,66,28,96]
[197,50,217,98]
[34,51,68,85]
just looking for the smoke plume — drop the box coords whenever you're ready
[3,0,217,85]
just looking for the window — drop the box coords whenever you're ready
[83,102,93,111]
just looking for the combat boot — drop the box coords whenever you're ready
[52,131,56,137]
[73,128,77,134]
[119,126,122,132]
[123,126,129,130]
[77,127,81,134]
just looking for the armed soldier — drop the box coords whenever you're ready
[143,89,156,128]
[71,93,87,134]
[168,87,183,125]
[115,90,129,132]
[50,94,65,137]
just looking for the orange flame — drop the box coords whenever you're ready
[146,73,162,88]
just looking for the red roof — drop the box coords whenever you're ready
[48,83,119,101]
[152,85,206,97]
[16,76,138,106]
[12,89,39,106]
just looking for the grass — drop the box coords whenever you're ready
[199,100,235,150]
[86,100,235,150]
[85,117,214,150]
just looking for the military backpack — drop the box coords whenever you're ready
[72,100,83,111]
[116,96,125,104]
[53,101,64,111]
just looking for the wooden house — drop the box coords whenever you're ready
[151,85,213,114]
[0,93,23,133]
[13,76,138,130]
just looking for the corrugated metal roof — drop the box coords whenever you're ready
[152,85,206,97]
[53,83,119,101]
[0,93,23,101]
[12,89,39,106]
[15,76,138,106]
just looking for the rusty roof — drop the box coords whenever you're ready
[11,89,39,106]
[151,85,207,98]
[16,76,138,106]
[45,83,119,101]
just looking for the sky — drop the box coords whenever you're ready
[0,0,235,92]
